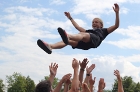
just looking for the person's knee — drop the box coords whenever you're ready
[82,33,90,42]
[69,40,78,47]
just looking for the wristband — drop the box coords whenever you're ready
[80,68,85,71]
[69,17,73,20]
[86,74,90,76]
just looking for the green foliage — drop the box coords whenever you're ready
[6,72,35,92]
[112,76,139,92]
[0,79,4,92]
[134,82,140,92]
[6,72,26,92]
[123,76,136,91]
[25,76,35,92]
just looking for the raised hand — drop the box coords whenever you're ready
[49,63,58,77]
[72,58,79,70]
[98,78,105,92]
[113,3,119,13]
[114,69,121,81]
[65,78,72,85]
[79,58,89,70]
[86,64,95,74]
[114,70,124,92]
[61,73,72,83]
[89,74,96,86]
[64,12,72,19]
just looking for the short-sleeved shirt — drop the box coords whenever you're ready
[72,28,109,50]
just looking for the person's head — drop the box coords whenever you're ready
[92,18,103,29]
[35,80,52,92]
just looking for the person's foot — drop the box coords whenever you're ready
[37,39,52,54]
[58,27,69,45]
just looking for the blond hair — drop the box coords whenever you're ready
[94,18,104,28]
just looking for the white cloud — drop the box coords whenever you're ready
[121,7,129,14]
[106,26,140,50]
[49,0,65,5]
[128,0,140,3]
[4,6,57,16]
[72,0,129,16]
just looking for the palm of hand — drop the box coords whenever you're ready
[64,12,71,18]
[113,4,119,12]
[72,63,79,69]
[50,68,56,76]
[80,58,89,69]
[86,64,95,74]
[72,59,79,69]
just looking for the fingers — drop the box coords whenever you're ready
[114,69,119,75]
[64,12,70,17]
[83,58,89,64]
[88,64,95,72]
[65,73,72,80]
[49,63,57,68]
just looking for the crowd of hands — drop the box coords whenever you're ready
[35,58,124,92]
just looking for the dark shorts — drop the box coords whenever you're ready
[72,33,101,50]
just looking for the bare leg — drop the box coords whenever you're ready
[68,32,90,43]
[49,40,78,49]
[50,41,66,49]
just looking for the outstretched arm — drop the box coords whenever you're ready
[68,58,80,92]
[48,63,58,85]
[63,79,71,92]
[114,70,124,92]
[79,58,89,84]
[98,78,105,92]
[107,3,119,33]
[64,12,86,32]
[89,74,96,92]
[84,64,95,85]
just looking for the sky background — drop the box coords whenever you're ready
[0,0,140,90]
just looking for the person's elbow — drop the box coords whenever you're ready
[115,23,119,29]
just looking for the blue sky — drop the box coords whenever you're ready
[0,0,140,90]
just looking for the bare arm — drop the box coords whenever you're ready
[79,58,89,84]
[97,78,105,92]
[64,12,86,32]
[84,64,95,85]
[63,79,71,92]
[107,3,119,33]
[114,70,124,92]
[68,58,80,92]
[48,63,58,85]
[89,74,96,92]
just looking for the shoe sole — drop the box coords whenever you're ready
[37,39,52,54]
[58,27,68,45]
